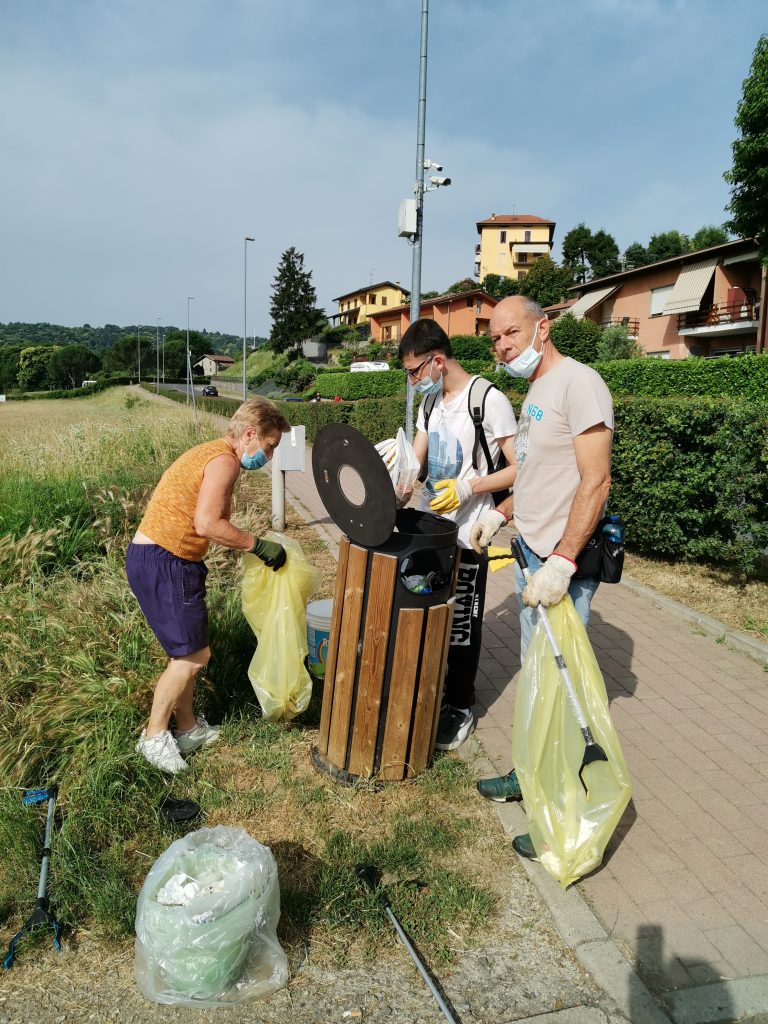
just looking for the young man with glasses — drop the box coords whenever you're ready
[398,319,518,751]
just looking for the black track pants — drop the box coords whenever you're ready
[442,547,487,710]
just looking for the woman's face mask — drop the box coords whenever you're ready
[501,322,543,379]
[240,433,269,471]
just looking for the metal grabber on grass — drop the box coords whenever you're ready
[355,864,458,1024]
[512,539,609,796]
[4,785,63,969]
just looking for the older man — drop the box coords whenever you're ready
[127,398,290,774]
[470,297,613,827]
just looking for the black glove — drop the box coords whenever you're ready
[251,537,287,571]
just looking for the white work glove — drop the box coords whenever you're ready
[522,554,576,608]
[469,509,506,554]
[429,478,473,515]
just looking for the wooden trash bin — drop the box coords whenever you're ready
[311,509,459,783]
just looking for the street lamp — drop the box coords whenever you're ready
[155,316,163,394]
[186,296,194,404]
[243,235,255,403]
[137,324,142,382]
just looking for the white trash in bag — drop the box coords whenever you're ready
[375,427,421,504]
[135,826,288,1007]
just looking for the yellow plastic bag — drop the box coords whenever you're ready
[241,532,322,721]
[511,597,632,887]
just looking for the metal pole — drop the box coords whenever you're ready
[137,324,141,382]
[155,317,161,394]
[244,236,255,403]
[271,467,285,532]
[405,0,429,442]
[161,327,165,383]
[186,297,194,404]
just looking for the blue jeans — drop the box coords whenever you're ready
[514,536,599,663]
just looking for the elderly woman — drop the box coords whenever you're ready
[127,398,291,773]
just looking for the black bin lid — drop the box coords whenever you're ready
[312,424,397,547]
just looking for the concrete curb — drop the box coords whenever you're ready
[619,575,768,667]
[460,737,673,1024]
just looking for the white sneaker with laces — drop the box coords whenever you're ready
[173,715,221,754]
[136,729,188,774]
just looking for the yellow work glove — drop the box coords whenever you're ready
[429,478,473,515]
[487,546,516,572]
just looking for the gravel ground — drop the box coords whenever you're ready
[0,855,631,1024]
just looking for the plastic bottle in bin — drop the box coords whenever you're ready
[402,570,450,594]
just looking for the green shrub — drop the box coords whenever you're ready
[550,314,603,363]
[273,399,353,442]
[611,396,768,571]
[349,397,408,442]
[595,353,768,399]
[317,370,406,400]
[449,335,492,361]
[595,325,643,361]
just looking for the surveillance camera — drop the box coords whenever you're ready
[432,163,443,172]
[429,175,451,187]
[423,159,444,171]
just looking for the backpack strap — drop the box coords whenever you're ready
[421,390,438,432]
[468,376,497,474]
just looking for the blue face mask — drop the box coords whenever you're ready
[240,437,269,471]
[501,322,543,379]
[414,358,443,396]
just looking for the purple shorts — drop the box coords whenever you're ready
[126,543,209,657]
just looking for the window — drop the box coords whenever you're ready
[649,285,674,317]
[500,230,507,243]
[499,252,507,265]
[517,252,528,264]
[648,351,670,359]
[524,230,531,242]
[476,299,482,314]
[518,271,528,280]
[368,294,376,304]
[466,297,473,307]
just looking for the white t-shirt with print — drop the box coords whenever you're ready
[513,358,614,558]
[416,377,517,549]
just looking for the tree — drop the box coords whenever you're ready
[517,256,573,308]
[595,325,643,361]
[102,332,154,374]
[647,230,688,263]
[162,331,208,378]
[17,346,56,391]
[48,345,101,389]
[562,224,593,283]
[446,277,476,294]
[588,230,621,278]
[481,273,520,300]
[689,225,730,252]
[0,345,24,391]
[623,242,650,269]
[724,35,768,259]
[269,247,326,354]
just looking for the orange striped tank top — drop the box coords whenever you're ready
[138,438,238,560]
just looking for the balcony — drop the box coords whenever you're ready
[677,301,758,338]
[475,243,481,255]
[602,317,639,337]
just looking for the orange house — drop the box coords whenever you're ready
[567,238,764,358]
[367,289,497,344]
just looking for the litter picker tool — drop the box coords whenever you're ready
[355,864,458,1024]
[512,539,608,795]
[4,785,63,969]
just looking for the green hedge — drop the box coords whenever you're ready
[611,396,768,572]
[317,370,406,400]
[450,335,492,360]
[594,353,768,399]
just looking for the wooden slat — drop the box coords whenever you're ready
[379,608,424,781]
[347,552,398,778]
[326,544,368,768]
[407,603,449,777]
[317,536,350,755]
[428,595,456,755]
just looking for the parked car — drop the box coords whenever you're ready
[349,361,390,372]
[201,385,218,397]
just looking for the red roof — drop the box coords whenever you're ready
[476,214,556,232]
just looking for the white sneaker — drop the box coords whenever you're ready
[173,715,221,754]
[136,729,187,774]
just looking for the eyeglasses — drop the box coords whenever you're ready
[404,355,434,382]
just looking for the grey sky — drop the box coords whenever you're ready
[0,0,763,337]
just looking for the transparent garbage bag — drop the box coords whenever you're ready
[135,826,288,1006]
[511,597,632,887]
[375,427,421,505]
[241,531,322,721]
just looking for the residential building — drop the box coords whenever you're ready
[367,289,497,344]
[567,238,764,358]
[474,214,556,282]
[194,354,235,376]
[329,281,410,327]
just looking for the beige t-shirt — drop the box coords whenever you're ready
[513,358,613,558]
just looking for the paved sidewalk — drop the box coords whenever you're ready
[281,450,768,1024]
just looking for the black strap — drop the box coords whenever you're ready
[468,377,497,474]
